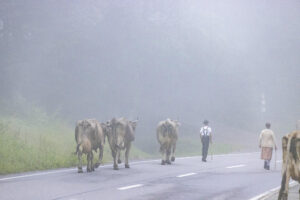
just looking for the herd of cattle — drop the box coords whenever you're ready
[75,117,300,200]
[75,118,179,172]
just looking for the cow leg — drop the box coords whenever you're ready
[171,143,176,162]
[86,154,90,172]
[118,152,122,164]
[87,153,92,172]
[91,152,95,171]
[166,145,171,165]
[278,171,290,200]
[125,142,131,168]
[161,146,166,165]
[77,151,83,173]
[112,149,119,170]
[95,146,103,168]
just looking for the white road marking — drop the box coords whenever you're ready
[130,159,160,165]
[0,152,260,182]
[0,169,77,181]
[226,164,246,169]
[176,156,195,160]
[248,181,297,200]
[118,184,143,190]
[177,172,197,178]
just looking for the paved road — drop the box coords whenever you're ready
[0,152,284,200]
[265,184,299,200]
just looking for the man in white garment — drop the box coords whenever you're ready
[200,120,212,162]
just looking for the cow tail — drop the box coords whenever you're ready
[74,142,82,155]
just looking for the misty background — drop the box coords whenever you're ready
[0,0,299,154]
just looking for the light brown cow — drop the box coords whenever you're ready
[75,119,106,173]
[278,130,300,200]
[157,119,180,165]
[106,118,137,170]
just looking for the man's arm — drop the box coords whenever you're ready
[200,128,202,140]
[259,132,262,148]
[272,131,277,150]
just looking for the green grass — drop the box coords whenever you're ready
[0,116,76,174]
[0,115,246,175]
[0,112,152,174]
[0,99,247,174]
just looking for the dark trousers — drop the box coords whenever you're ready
[201,136,210,161]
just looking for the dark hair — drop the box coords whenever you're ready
[265,122,271,128]
[203,120,209,125]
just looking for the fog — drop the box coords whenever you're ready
[1,0,299,152]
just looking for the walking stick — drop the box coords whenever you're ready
[274,148,277,170]
[210,143,213,161]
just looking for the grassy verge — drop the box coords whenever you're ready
[0,100,247,174]
[0,113,242,175]
[0,113,151,174]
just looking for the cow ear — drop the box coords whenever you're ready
[131,121,137,129]
[282,136,288,150]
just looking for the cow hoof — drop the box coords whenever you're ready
[94,163,100,168]
[113,165,119,170]
[171,157,175,162]
[282,193,288,200]
[161,160,166,165]
[78,169,83,173]
[118,159,122,164]
[166,160,171,165]
[125,164,130,168]
[87,169,91,172]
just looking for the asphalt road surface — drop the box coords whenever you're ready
[0,152,284,200]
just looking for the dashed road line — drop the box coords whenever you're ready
[118,184,143,190]
[176,172,197,178]
[226,164,246,169]
[0,152,260,182]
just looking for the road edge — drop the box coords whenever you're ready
[249,181,297,200]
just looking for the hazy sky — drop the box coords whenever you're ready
[0,0,299,145]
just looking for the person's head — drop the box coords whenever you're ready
[203,120,209,125]
[265,122,271,129]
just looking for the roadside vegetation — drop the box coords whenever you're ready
[0,113,240,174]
[0,113,151,174]
[0,98,242,175]
[0,98,150,174]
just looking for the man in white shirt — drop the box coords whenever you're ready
[200,120,212,162]
[259,122,277,170]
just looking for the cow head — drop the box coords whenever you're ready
[109,118,127,148]
[129,120,138,131]
[101,121,112,137]
[172,120,181,128]
[126,120,138,141]
[289,131,300,162]
[282,131,300,168]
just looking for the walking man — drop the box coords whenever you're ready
[200,120,212,162]
[259,122,277,170]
